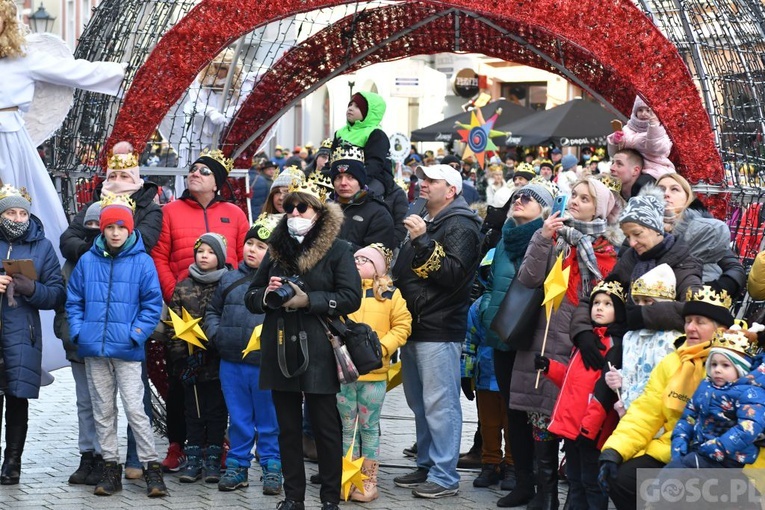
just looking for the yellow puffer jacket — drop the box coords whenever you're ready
[747,251,765,300]
[602,348,683,464]
[349,280,412,382]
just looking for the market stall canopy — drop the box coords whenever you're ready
[410,100,534,143]
[498,98,627,147]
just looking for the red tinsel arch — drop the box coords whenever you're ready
[107,0,722,184]
[224,4,643,168]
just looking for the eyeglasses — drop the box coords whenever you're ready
[189,166,213,176]
[284,202,309,214]
[354,256,371,265]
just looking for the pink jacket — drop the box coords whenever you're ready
[607,124,675,179]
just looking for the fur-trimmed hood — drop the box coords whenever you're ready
[267,202,345,274]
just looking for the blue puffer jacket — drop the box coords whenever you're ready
[205,261,264,365]
[671,377,765,465]
[461,297,498,391]
[66,232,163,361]
[1,216,65,399]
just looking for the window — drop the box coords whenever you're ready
[500,82,548,111]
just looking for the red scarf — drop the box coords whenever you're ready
[563,237,617,306]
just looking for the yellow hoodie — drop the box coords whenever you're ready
[349,279,412,382]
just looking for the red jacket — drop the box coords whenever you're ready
[545,326,618,447]
[152,194,248,301]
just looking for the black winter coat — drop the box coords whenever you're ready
[337,191,394,251]
[384,186,409,248]
[245,203,362,394]
[392,196,482,342]
[205,262,264,365]
[60,182,162,264]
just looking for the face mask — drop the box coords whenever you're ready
[583,154,591,161]
[287,216,315,239]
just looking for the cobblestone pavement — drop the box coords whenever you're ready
[2,367,573,509]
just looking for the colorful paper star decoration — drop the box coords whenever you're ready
[386,361,402,392]
[242,324,263,359]
[455,107,507,167]
[341,417,367,500]
[164,307,208,351]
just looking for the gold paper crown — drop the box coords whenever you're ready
[198,148,234,174]
[710,329,761,358]
[100,193,136,212]
[528,176,559,199]
[539,159,554,168]
[631,278,675,300]
[320,138,333,150]
[107,153,139,171]
[685,285,733,309]
[307,169,334,190]
[273,165,305,185]
[591,280,626,303]
[369,242,394,267]
[288,179,327,203]
[596,173,622,193]
[515,162,535,174]
[330,144,365,164]
[251,212,279,241]
[395,178,409,192]
[0,184,32,205]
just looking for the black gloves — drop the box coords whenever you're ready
[707,275,739,298]
[598,448,623,494]
[626,304,645,331]
[12,274,35,297]
[534,354,550,373]
[461,377,475,401]
[574,331,606,370]
[598,461,619,494]
[574,433,598,451]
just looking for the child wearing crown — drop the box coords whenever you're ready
[66,195,167,497]
[603,264,682,416]
[668,327,765,469]
[204,214,282,494]
[535,280,627,510]
[335,243,411,501]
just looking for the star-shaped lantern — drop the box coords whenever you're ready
[455,107,507,167]
[164,307,208,353]
[341,416,368,500]
[241,324,263,359]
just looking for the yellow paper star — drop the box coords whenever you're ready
[386,361,402,392]
[242,324,263,359]
[341,449,367,500]
[542,252,571,316]
[164,307,207,351]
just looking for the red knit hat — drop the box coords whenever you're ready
[99,195,135,234]
[350,92,369,120]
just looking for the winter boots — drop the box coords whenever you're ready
[350,459,379,502]
[68,452,95,485]
[0,425,26,485]
[178,445,203,483]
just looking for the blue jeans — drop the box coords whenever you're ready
[125,359,152,468]
[401,341,462,488]
[71,361,100,455]
[220,360,280,468]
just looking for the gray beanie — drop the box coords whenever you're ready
[561,154,578,171]
[518,178,557,209]
[0,192,31,215]
[270,166,305,191]
[83,202,102,227]
[619,187,665,234]
[194,232,227,270]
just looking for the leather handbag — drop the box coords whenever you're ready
[490,277,544,350]
[327,317,383,375]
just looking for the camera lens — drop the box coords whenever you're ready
[265,284,296,308]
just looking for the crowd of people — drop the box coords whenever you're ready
[2,5,765,508]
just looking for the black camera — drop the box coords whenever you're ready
[265,276,307,309]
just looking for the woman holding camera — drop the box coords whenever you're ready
[245,180,361,510]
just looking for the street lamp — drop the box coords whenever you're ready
[29,3,56,34]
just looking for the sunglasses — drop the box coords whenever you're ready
[189,166,213,176]
[354,256,371,265]
[514,193,535,205]
[284,202,309,214]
